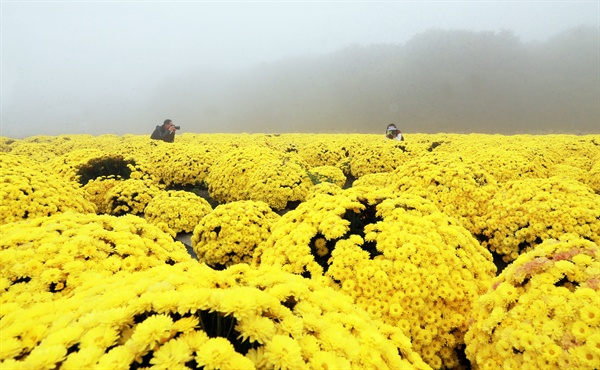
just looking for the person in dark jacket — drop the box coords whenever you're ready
[151,119,177,142]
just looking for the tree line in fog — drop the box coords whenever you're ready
[158,26,598,135]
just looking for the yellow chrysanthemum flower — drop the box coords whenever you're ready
[384,152,499,236]
[263,335,304,370]
[149,337,193,369]
[254,185,495,368]
[205,146,314,210]
[479,176,600,263]
[0,154,96,225]
[465,236,600,370]
[1,260,429,369]
[0,211,191,308]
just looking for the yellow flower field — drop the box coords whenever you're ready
[1,133,599,370]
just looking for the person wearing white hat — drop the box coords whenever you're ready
[386,124,404,141]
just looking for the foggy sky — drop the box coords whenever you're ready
[1,1,599,138]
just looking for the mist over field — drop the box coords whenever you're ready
[158,27,600,135]
[2,2,599,138]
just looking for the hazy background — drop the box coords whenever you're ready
[2,1,599,138]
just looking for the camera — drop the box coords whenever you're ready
[174,126,181,130]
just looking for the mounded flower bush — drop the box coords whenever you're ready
[254,184,496,368]
[4,141,59,162]
[144,142,223,188]
[439,135,556,184]
[0,154,96,225]
[465,236,600,369]
[0,136,17,153]
[306,165,347,188]
[74,154,139,186]
[294,138,352,174]
[144,190,213,233]
[384,152,499,236]
[104,178,163,216]
[81,176,122,214]
[191,200,280,269]
[0,211,191,310]
[205,146,314,210]
[0,261,430,370]
[478,176,600,263]
[586,158,600,194]
[349,139,410,178]
[431,135,600,186]
[46,148,106,182]
[351,172,392,188]
[545,136,600,183]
